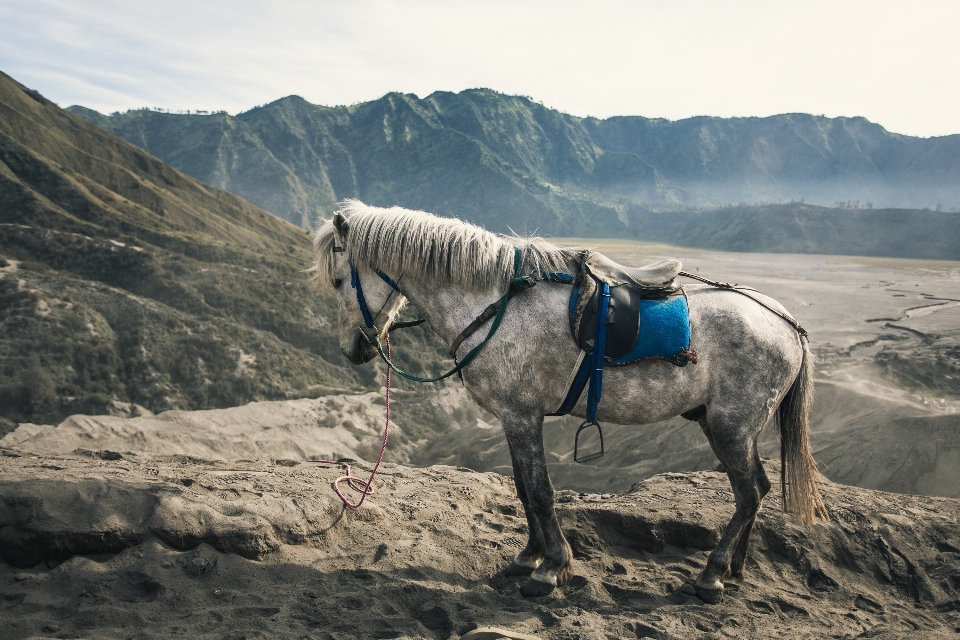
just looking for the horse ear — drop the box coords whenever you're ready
[332,211,349,238]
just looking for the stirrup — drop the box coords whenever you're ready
[574,420,604,463]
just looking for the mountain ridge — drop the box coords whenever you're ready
[68,88,960,235]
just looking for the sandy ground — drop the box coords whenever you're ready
[5,247,960,499]
[3,246,960,638]
[1,450,958,639]
[1,388,470,468]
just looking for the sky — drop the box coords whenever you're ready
[1,0,958,138]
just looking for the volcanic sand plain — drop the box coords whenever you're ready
[3,244,960,638]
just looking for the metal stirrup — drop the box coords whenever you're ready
[574,421,604,463]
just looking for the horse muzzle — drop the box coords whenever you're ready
[343,324,381,364]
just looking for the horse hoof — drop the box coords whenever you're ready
[695,584,724,604]
[521,578,556,598]
[504,561,536,577]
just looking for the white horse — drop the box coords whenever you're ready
[312,201,827,602]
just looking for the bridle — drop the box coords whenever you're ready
[319,238,537,508]
[334,242,533,383]
[335,242,425,342]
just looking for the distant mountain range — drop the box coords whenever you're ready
[68,90,960,235]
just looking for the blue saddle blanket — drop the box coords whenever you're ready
[609,294,690,365]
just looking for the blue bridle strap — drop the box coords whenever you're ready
[349,261,376,329]
[374,268,400,291]
[586,283,610,423]
[351,261,425,334]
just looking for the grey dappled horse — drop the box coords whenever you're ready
[312,201,827,602]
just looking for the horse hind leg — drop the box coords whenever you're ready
[725,450,771,583]
[694,414,770,604]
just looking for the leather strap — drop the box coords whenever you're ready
[586,283,611,423]
[449,276,536,358]
[679,271,808,338]
[350,260,375,328]
[546,351,590,416]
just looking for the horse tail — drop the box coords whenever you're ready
[777,335,828,525]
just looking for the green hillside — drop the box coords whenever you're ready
[69,90,960,238]
[0,72,451,429]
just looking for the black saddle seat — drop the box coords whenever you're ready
[572,253,683,360]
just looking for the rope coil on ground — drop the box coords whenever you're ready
[309,335,392,509]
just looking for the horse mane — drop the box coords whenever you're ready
[312,200,581,291]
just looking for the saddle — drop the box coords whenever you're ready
[571,253,684,361]
[549,251,695,462]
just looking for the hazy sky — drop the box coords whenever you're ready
[2,0,958,137]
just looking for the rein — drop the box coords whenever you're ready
[309,335,392,509]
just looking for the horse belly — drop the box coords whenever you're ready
[574,358,704,426]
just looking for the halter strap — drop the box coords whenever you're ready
[365,247,529,383]
[349,260,376,328]
[350,259,424,331]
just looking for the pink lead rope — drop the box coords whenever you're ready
[309,334,391,509]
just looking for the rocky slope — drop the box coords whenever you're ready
[1,450,957,638]
[0,69,461,431]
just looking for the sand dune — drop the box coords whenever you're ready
[1,391,434,466]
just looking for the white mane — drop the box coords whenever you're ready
[312,200,579,291]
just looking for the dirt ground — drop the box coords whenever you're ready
[3,246,960,639]
[1,449,959,639]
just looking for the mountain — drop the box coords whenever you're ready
[68,90,960,236]
[0,71,455,432]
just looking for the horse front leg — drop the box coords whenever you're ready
[503,451,546,577]
[501,413,573,597]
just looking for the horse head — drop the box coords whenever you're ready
[315,210,407,365]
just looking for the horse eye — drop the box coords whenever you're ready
[333,279,343,289]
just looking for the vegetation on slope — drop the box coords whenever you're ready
[0,72,455,431]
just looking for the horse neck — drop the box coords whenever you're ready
[398,273,505,348]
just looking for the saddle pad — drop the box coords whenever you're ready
[608,293,691,365]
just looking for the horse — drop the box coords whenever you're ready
[311,200,827,603]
